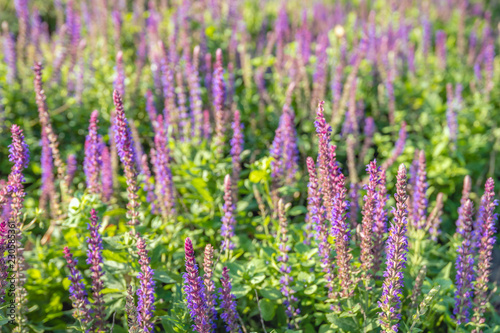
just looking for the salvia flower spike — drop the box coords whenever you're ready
[112,90,140,225]
[203,244,217,329]
[63,246,91,326]
[183,238,211,332]
[219,266,242,333]
[86,209,105,330]
[83,110,102,194]
[221,175,236,255]
[454,200,475,325]
[472,178,497,330]
[136,235,156,333]
[378,164,409,333]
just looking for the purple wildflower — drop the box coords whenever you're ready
[471,178,497,329]
[203,245,217,329]
[151,114,175,218]
[183,238,211,332]
[66,154,77,189]
[63,246,91,325]
[86,209,105,330]
[373,169,388,275]
[271,106,299,186]
[304,157,321,245]
[145,90,158,126]
[112,90,140,225]
[412,151,428,229]
[203,110,211,140]
[136,235,156,333]
[2,22,17,84]
[212,49,227,152]
[456,176,472,235]
[219,267,242,333]
[378,164,409,333]
[84,110,102,194]
[331,173,352,297]
[221,175,236,253]
[277,200,300,328]
[454,200,475,325]
[100,142,113,203]
[428,193,445,241]
[40,128,55,212]
[186,58,203,141]
[141,154,157,213]
[176,71,190,141]
[360,160,380,281]
[436,30,447,70]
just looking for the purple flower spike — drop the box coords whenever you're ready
[277,200,300,328]
[230,110,244,192]
[271,106,299,187]
[221,175,236,252]
[378,164,409,333]
[331,173,352,298]
[203,110,211,140]
[84,110,102,194]
[454,200,475,325]
[219,267,242,333]
[40,129,55,212]
[86,209,105,330]
[2,23,17,84]
[183,238,211,332]
[360,160,380,281]
[472,178,498,328]
[145,90,158,126]
[203,245,217,329]
[213,49,227,152]
[66,154,77,189]
[456,176,472,235]
[141,154,157,213]
[305,157,321,245]
[100,142,113,203]
[136,236,156,333]
[412,151,428,229]
[373,169,388,275]
[63,246,91,325]
[436,30,447,70]
[113,90,140,225]
[151,114,175,218]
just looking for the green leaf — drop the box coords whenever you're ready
[259,298,276,321]
[154,271,180,284]
[304,285,317,295]
[249,170,267,183]
[326,314,358,331]
[231,284,251,298]
[260,287,282,300]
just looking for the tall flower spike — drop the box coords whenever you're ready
[331,173,353,297]
[114,51,125,98]
[213,48,227,153]
[126,285,139,333]
[66,154,77,189]
[427,193,444,241]
[34,62,66,190]
[86,209,105,330]
[471,178,497,330]
[183,238,211,332]
[203,245,217,329]
[100,142,113,203]
[456,176,471,236]
[6,125,30,331]
[410,266,427,308]
[63,246,91,325]
[2,22,17,84]
[277,200,300,328]
[40,128,55,214]
[373,169,388,276]
[136,235,156,333]
[454,200,475,325]
[84,110,102,194]
[219,267,242,333]
[360,160,380,281]
[412,151,427,229]
[151,114,175,218]
[140,154,157,213]
[221,175,236,254]
[230,110,244,197]
[112,90,140,225]
[304,157,321,244]
[378,164,409,333]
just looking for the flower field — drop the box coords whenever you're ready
[0,0,500,332]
